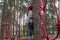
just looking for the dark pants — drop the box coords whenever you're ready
[29,29,33,36]
[28,22,34,36]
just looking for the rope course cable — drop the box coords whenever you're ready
[38,0,60,40]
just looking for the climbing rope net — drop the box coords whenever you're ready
[38,0,60,40]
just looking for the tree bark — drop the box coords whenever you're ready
[1,0,15,40]
[1,0,8,40]
[32,0,43,40]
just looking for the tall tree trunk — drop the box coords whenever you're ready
[1,0,8,40]
[1,0,16,40]
[58,0,60,16]
[32,0,43,40]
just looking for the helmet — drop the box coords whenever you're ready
[28,5,33,10]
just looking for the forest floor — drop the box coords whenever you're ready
[20,36,60,40]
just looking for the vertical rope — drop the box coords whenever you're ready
[52,0,59,21]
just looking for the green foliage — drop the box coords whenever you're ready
[47,0,57,35]
[0,2,3,9]
[20,0,23,3]
[20,0,29,3]
[8,0,14,5]
[0,13,2,19]
[18,5,27,13]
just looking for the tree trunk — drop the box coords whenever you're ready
[32,0,43,40]
[1,0,8,40]
[58,0,60,16]
[1,0,15,40]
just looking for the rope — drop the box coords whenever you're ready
[38,0,48,38]
[38,0,60,40]
[52,0,59,21]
